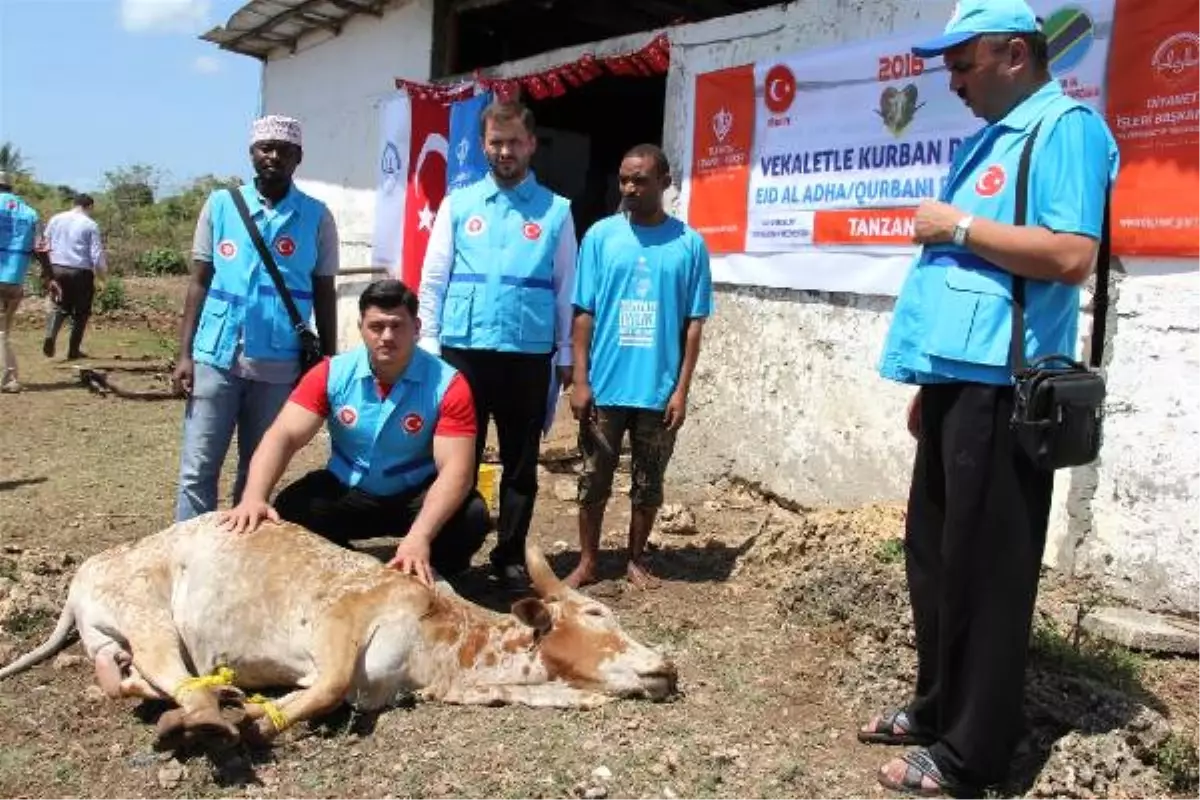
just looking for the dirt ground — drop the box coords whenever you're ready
[0,278,1196,799]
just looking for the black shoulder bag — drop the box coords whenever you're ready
[1008,122,1110,470]
[227,188,324,378]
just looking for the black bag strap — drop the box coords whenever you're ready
[1010,121,1112,374]
[227,188,308,332]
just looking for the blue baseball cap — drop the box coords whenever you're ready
[912,0,1041,57]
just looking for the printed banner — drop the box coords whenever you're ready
[1107,0,1199,256]
[448,91,493,192]
[677,0,1200,291]
[370,94,411,270]
[686,65,755,253]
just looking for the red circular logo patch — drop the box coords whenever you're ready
[522,221,542,240]
[466,216,485,235]
[975,165,1006,197]
[401,413,424,434]
[337,406,358,427]
[275,236,296,257]
[217,240,237,259]
[764,64,797,114]
[5,200,15,211]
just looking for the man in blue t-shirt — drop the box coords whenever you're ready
[566,144,714,589]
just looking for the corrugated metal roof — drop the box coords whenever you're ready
[199,0,387,60]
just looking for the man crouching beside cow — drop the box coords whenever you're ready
[220,278,489,587]
[0,278,678,752]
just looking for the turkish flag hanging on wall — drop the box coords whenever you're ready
[399,97,451,291]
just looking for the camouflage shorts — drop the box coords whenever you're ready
[577,407,678,508]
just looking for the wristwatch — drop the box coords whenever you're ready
[952,215,974,246]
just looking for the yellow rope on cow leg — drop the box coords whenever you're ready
[247,694,289,732]
[173,665,236,701]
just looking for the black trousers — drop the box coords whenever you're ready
[440,347,552,568]
[904,383,1054,789]
[274,470,489,576]
[45,266,95,356]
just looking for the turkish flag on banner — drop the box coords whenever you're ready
[400,96,450,291]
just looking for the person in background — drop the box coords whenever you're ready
[42,193,105,360]
[0,171,51,392]
[566,144,713,589]
[417,100,577,589]
[172,114,339,522]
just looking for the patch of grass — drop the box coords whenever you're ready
[1154,733,1200,794]
[0,557,16,582]
[1029,617,1146,692]
[2,607,54,637]
[52,760,79,787]
[873,537,905,565]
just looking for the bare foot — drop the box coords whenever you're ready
[626,559,660,589]
[564,563,596,589]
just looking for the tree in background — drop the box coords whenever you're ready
[0,142,29,178]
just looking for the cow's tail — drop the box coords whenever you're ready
[0,603,78,680]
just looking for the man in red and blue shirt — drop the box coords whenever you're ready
[220,279,487,586]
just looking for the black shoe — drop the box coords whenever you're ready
[66,351,88,361]
[42,338,55,358]
[492,562,531,592]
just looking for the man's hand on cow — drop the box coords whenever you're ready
[388,536,435,587]
[172,355,195,397]
[912,200,964,245]
[218,500,280,535]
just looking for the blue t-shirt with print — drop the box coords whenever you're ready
[573,214,714,411]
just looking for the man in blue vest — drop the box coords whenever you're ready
[219,279,488,587]
[861,1,1120,795]
[0,171,51,393]
[172,115,339,522]
[417,100,578,588]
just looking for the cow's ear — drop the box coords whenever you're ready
[511,598,553,636]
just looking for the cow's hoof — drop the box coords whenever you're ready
[153,708,188,751]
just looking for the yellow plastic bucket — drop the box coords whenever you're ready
[477,464,501,516]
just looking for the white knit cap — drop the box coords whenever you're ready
[250,115,302,147]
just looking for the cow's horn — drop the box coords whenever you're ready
[525,541,565,598]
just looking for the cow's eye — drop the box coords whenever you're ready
[584,607,606,618]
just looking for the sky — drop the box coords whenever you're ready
[0,0,262,195]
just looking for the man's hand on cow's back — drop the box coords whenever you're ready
[218,499,280,535]
[387,535,435,587]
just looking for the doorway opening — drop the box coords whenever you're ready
[523,72,667,238]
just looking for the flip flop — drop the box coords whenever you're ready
[877,748,962,797]
[857,708,935,746]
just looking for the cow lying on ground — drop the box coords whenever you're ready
[0,513,678,749]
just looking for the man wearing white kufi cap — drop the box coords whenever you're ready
[172,113,340,522]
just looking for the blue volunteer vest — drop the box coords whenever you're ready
[879,85,1110,386]
[0,192,39,285]
[439,173,570,354]
[325,345,461,497]
[192,185,324,369]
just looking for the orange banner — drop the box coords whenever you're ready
[813,207,917,245]
[1107,0,1199,256]
[687,65,755,253]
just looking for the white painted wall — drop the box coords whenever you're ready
[253,0,1199,612]
[258,0,435,346]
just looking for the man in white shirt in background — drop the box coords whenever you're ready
[43,193,106,360]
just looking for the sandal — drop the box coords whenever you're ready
[877,748,960,797]
[858,708,935,746]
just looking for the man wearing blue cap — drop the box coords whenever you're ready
[864,0,1119,795]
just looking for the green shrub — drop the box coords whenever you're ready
[96,275,128,313]
[135,246,189,276]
